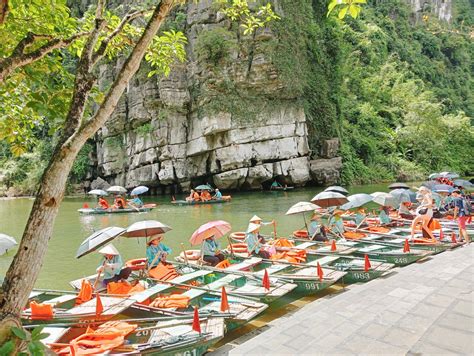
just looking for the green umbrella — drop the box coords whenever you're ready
[195,185,213,191]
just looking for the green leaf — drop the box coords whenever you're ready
[11,326,28,340]
[338,5,349,19]
[0,341,15,356]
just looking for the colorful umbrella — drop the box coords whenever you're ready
[107,185,127,194]
[123,220,172,238]
[76,227,125,258]
[340,193,373,210]
[189,220,231,246]
[324,186,349,196]
[311,191,349,208]
[0,233,17,255]
[388,182,410,190]
[88,189,108,196]
[130,186,149,195]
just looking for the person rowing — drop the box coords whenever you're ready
[354,207,367,227]
[128,194,144,208]
[308,213,328,241]
[97,196,110,210]
[96,244,131,286]
[201,235,225,266]
[146,234,172,269]
[246,223,271,258]
[398,201,413,220]
[379,206,392,225]
[213,188,223,200]
[328,209,345,236]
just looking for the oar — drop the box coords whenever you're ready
[93,260,106,290]
[180,243,189,264]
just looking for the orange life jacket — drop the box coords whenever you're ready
[149,262,180,281]
[76,279,93,306]
[30,301,53,319]
[149,294,190,309]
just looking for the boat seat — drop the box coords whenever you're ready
[23,294,77,313]
[254,264,289,276]
[358,245,386,253]
[40,327,70,345]
[390,238,406,243]
[306,256,339,266]
[362,235,381,241]
[183,274,241,299]
[294,242,317,249]
[132,270,212,303]
[29,291,43,299]
[225,257,262,272]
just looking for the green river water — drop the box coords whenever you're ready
[0,185,388,289]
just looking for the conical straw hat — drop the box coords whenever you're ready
[98,244,119,255]
[249,215,262,223]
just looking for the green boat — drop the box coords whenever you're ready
[287,238,432,267]
[38,316,225,355]
[78,204,156,215]
[171,197,231,206]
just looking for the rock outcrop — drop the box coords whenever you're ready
[90,1,342,191]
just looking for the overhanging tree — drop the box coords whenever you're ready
[0,0,279,345]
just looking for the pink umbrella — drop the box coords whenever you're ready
[189,220,232,246]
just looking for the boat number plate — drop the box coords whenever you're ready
[394,258,408,264]
[304,283,320,290]
[352,272,370,280]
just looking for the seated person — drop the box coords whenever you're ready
[271,181,282,189]
[114,195,126,209]
[379,206,391,225]
[147,234,172,269]
[398,201,413,220]
[354,207,367,226]
[213,188,223,200]
[201,189,212,201]
[98,196,110,210]
[246,223,271,258]
[96,244,131,285]
[202,236,225,266]
[308,213,328,241]
[329,209,345,236]
[128,194,144,208]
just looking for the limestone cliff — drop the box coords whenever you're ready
[91,1,341,193]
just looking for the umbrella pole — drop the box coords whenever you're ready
[227,235,235,257]
[273,221,277,238]
[303,214,308,231]
[181,243,189,265]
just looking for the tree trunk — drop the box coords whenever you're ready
[0,0,177,343]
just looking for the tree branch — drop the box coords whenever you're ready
[0,0,8,25]
[91,9,152,66]
[0,32,89,83]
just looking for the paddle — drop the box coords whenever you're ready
[180,243,189,265]
[93,260,106,290]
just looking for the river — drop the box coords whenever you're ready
[0,185,389,289]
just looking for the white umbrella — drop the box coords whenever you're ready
[370,192,397,207]
[88,189,108,196]
[285,202,320,215]
[0,233,17,255]
[76,226,125,258]
[286,201,320,230]
[311,191,349,208]
[439,172,459,179]
[123,220,172,238]
[107,185,127,194]
[324,186,349,195]
[340,194,373,210]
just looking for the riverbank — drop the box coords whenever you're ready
[210,244,474,355]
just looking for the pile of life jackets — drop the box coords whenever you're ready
[53,321,137,355]
[148,262,180,281]
[270,249,306,263]
[149,294,190,309]
[343,231,367,240]
[268,238,295,248]
[106,281,146,295]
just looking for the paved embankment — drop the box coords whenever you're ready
[211,245,474,355]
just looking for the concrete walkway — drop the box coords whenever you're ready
[211,245,474,355]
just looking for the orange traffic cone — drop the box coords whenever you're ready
[364,254,371,272]
[83,203,89,209]
[220,286,230,312]
[330,240,337,252]
[403,239,410,253]
[262,269,270,290]
[451,232,457,243]
[439,229,444,241]
[317,262,324,281]
[192,307,201,333]
[95,293,103,317]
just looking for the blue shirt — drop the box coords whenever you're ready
[246,232,261,253]
[202,239,220,256]
[308,221,320,236]
[354,213,365,226]
[129,197,144,207]
[453,197,468,217]
[379,210,391,225]
[146,243,172,268]
[329,216,344,235]
[97,255,123,280]
[214,191,222,199]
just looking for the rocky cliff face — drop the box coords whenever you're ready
[407,0,452,22]
[91,1,342,193]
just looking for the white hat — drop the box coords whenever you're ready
[147,234,163,245]
[249,215,262,223]
[247,223,260,233]
[98,244,119,255]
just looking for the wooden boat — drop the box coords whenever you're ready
[171,196,231,206]
[78,203,156,215]
[69,268,268,331]
[42,316,225,355]
[175,253,346,295]
[287,237,432,267]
